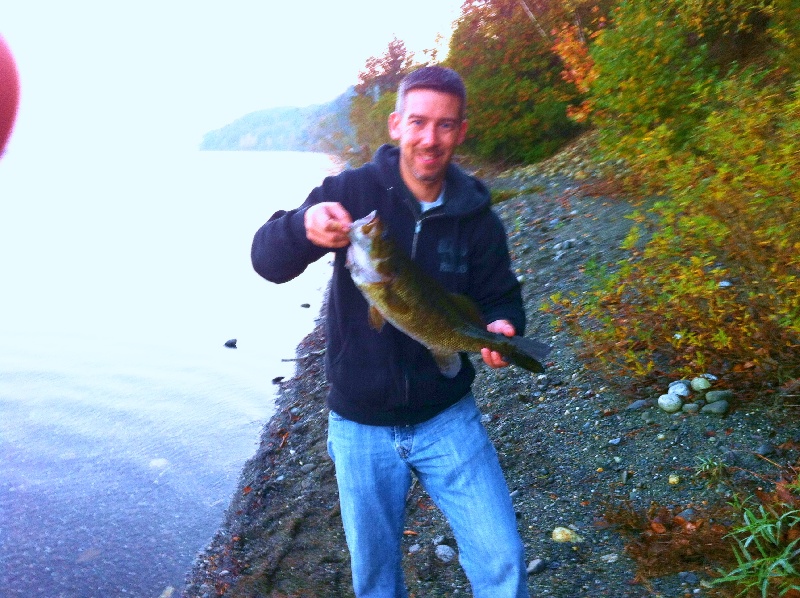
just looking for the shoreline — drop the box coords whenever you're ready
[182,158,799,597]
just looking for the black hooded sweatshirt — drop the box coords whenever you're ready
[251,144,525,426]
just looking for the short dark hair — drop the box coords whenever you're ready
[395,66,467,119]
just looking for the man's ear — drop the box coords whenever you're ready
[457,119,468,145]
[388,111,402,141]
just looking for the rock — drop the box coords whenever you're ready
[300,303,311,308]
[706,390,734,403]
[551,527,583,543]
[668,474,681,485]
[626,399,650,410]
[691,377,712,391]
[527,558,547,575]
[701,400,729,415]
[668,381,692,397]
[755,442,775,456]
[676,508,699,522]
[682,402,701,414]
[434,544,456,563]
[224,339,237,348]
[658,393,683,413]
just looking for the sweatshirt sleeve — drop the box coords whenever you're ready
[250,183,335,284]
[469,210,526,335]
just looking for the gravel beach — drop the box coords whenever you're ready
[182,140,799,598]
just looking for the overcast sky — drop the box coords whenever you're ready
[0,1,463,151]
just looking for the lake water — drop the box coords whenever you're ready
[0,148,340,597]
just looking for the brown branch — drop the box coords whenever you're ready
[518,0,550,40]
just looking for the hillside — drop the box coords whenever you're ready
[200,89,356,155]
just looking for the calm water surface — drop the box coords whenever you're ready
[0,148,339,597]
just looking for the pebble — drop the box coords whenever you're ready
[679,571,700,584]
[691,377,712,391]
[701,400,729,415]
[435,544,457,563]
[676,508,698,522]
[527,558,547,575]
[755,442,775,456]
[551,527,583,543]
[668,381,691,397]
[658,393,683,413]
[706,390,734,403]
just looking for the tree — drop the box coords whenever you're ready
[445,0,586,163]
[355,36,415,99]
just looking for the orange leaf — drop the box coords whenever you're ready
[242,486,252,495]
[650,522,667,534]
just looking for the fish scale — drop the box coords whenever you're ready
[346,210,551,374]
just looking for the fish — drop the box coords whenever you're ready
[345,210,551,375]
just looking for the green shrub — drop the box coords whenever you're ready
[549,0,799,396]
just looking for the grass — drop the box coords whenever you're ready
[710,500,800,597]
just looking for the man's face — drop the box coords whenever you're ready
[388,88,467,194]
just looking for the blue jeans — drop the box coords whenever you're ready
[327,393,529,598]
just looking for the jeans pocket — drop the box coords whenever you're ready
[328,409,348,423]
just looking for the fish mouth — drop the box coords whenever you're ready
[349,210,379,242]
[361,216,377,235]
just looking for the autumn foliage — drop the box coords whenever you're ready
[349,0,799,398]
[548,0,800,397]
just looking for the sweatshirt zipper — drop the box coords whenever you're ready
[411,211,446,260]
[411,219,423,259]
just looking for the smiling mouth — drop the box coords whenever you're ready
[418,152,441,164]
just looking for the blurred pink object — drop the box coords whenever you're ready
[0,34,20,155]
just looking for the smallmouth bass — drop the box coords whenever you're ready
[346,210,550,375]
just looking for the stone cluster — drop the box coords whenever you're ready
[657,376,733,416]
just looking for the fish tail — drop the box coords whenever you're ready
[506,335,551,373]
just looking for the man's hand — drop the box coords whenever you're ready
[304,202,353,248]
[481,320,515,369]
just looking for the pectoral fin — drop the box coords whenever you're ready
[432,351,462,378]
[368,306,386,332]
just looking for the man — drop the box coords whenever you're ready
[251,66,530,597]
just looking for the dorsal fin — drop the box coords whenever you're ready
[448,293,485,327]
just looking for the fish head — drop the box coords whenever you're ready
[346,210,392,284]
[348,210,382,250]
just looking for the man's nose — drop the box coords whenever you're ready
[420,123,438,146]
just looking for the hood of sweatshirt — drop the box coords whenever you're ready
[370,144,492,220]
